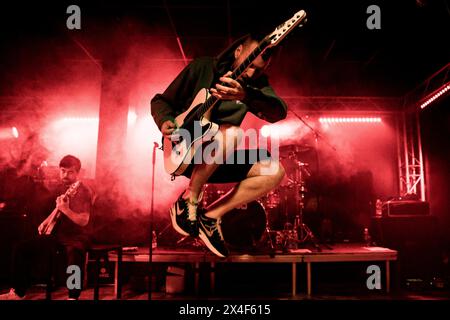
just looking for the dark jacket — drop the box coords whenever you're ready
[150,41,287,130]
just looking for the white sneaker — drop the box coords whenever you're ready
[0,289,25,300]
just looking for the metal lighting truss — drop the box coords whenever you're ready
[399,63,450,201]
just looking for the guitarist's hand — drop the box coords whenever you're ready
[56,195,70,214]
[211,71,246,101]
[161,120,176,139]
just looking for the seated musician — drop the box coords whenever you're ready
[0,155,92,300]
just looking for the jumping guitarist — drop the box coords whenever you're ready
[151,11,307,257]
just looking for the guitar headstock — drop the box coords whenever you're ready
[266,10,307,48]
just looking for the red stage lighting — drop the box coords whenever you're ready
[11,127,19,138]
[420,83,450,109]
[259,120,304,139]
[42,116,100,178]
[319,117,382,124]
[128,110,138,127]
[0,127,20,140]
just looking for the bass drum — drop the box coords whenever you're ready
[221,201,267,251]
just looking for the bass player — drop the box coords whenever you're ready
[0,155,92,300]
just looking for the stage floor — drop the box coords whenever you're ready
[104,243,397,297]
[4,285,449,300]
[117,243,397,262]
[2,243,449,300]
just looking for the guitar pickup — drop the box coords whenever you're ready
[170,133,183,143]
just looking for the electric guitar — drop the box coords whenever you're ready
[40,181,81,235]
[163,10,307,177]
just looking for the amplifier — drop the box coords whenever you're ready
[370,215,439,280]
[382,200,429,217]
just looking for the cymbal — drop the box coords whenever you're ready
[279,144,312,154]
[278,144,312,159]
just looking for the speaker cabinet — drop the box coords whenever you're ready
[382,200,430,217]
[371,216,440,281]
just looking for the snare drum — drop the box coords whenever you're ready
[221,201,266,250]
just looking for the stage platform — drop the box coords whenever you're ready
[105,244,397,298]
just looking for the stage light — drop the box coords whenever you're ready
[11,127,19,138]
[259,121,300,139]
[319,117,382,124]
[128,110,138,127]
[420,83,450,109]
[260,125,271,138]
[0,127,20,140]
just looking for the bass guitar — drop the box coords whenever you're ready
[40,181,81,235]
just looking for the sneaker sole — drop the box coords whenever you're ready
[199,229,226,258]
[169,207,189,237]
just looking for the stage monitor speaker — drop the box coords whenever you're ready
[382,200,429,217]
[371,215,439,281]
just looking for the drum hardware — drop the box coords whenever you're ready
[269,144,323,251]
[276,223,298,252]
[290,159,322,251]
[279,144,312,160]
[261,190,280,209]
[289,110,337,251]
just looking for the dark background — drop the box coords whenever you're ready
[0,0,449,97]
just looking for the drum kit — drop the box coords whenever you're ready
[205,143,322,253]
[161,143,322,252]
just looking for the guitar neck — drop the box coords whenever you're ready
[194,38,271,119]
[184,9,307,124]
[231,39,270,79]
[42,208,60,235]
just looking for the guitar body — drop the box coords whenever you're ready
[163,88,220,176]
[41,181,81,235]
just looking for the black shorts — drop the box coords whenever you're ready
[181,149,272,183]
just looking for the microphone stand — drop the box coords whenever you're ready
[148,142,159,300]
[289,109,337,153]
[288,110,335,250]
